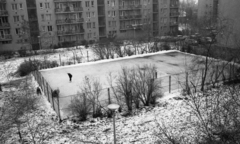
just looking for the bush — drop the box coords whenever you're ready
[17,59,59,76]
[68,94,91,121]
[162,44,170,50]
[0,51,14,59]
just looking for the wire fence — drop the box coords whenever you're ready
[32,62,239,120]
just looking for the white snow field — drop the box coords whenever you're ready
[40,50,197,118]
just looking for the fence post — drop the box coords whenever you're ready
[51,90,55,111]
[186,72,189,93]
[87,50,89,62]
[155,71,157,79]
[57,93,61,122]
[108,88,111,104]
[59,54,61,66]
[169,75,171,93]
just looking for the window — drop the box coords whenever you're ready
[112,0,115,7]
[19,3,23,9]
[86,12,91,18]
[92,12,95,17]
[108,11,111,17]
[108,21,112,27]
[15,28,21,35]
[46,14,51,21]
[91,1,94,7]
[85,1,90,7]
[13,16,19,22]
[87,33,92,38]
[87,22,91,28]
[42,26,45,31]
[12,4,17,10]
[41,14,44,21]
[112,11,115,17]
[45,3,50,9]
[112,21,116,27]
[40,3,43,9]
[107,1,110,6]
[93,22,95,28]
[21,15,24,20]
[47,26,52,31]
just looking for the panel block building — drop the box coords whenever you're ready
[0,0,179,51]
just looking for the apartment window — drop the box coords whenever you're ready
[21,15,24,20]
[13,16,19,22]
[41,14,44,21]
[108,21,112,27]
[45,3,50,9]
[12,4,17,10]
[93,22,95,28]
[86,12,91,18]
[94,32,96,36]
[92,12,95,17]
[87,33,91,38]
[42,26,46,31]
[108,11,111,17]
[15,28,21,35]
[46,14,51,21]
[120,11,123,16]
[19,3,23,9]
[107,1,110,6]
[112,0,115,7]
[40,3,43,9]
[112,11,115,17]
[85,1,90,7]
[87,22,91,28]
[91,1,94,7]
[47,26,52,31]
[112,21,116,27]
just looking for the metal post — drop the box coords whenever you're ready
[108,88,111,104]
[155,71,157,79]
[169,75,171,93]
[59,54,61,66]
[113,111,117,144]
[87,50,89,62]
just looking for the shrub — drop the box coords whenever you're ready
[0,51,14,59]
[68,94,91,121]
[125,48,134,56]
[162,44,170,50]
[17,59,59,76]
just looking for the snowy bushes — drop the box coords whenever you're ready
[17,59,59,76]
[68,94,91,121]
[116,65,163,113]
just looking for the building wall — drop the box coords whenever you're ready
[218,0,240,47]
[197,0,214,19]
[1,0,179,51]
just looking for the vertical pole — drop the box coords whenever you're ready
[155,71,157,79]
[51,90,55,111]
[108,88,111,104]
[87,50,89,62]
[113,111,117,144]
[186,72,188,93]
[169,75,171,93]
[229,64,232,80]
[57,91,62,122]
[59,54,61,66]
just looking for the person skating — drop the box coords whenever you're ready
[67,73,72,82]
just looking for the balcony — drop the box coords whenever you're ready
[56,18,84,25]
[57,29,84,36]
[54,0,81,2]
[97,0,104,6]
[120,26,132,30]
[153,8,158,13]
[99,22,106,27]
[170,12,179,17]
[170,22,178,26]
[0,0,6,3]
[119,15,141,20]
[119,5,142,10]
[55,7,83,13]
[153,0,158,4]
[0,10,8,16]
[0,23,10,29]
[170,3,179,8]
[0,34,12,41]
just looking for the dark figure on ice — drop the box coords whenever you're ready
[68,73,72,82]
[36,87,41,95]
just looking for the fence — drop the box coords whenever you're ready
[31,71,62,121]
[32,62,239,120]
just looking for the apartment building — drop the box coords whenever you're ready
[197,0,218,20]
[0,0,179,51]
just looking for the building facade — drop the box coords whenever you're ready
[0,0,179,51]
